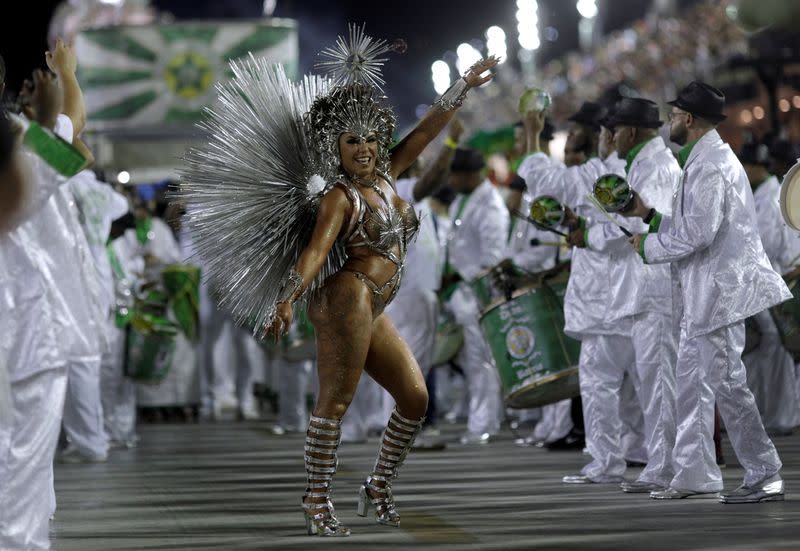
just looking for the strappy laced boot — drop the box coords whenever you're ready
[302,415,350,537]
[357,408,425,527]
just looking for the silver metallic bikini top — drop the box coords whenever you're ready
[335,174,419,259]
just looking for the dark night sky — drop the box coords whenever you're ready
[2,0,684,127]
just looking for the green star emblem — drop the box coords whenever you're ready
[164,52,213,99]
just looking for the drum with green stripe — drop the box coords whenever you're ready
[125,316,178,385]
[480,281,580,408]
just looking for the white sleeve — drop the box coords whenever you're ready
[7,150,68,228]
[54,114,74,143]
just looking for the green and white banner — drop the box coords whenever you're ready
[76,19,298,130]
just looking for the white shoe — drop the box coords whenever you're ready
[238,403,260,421]
[650,488,719,500]
[58,445,108,464]
[719,474,784,504]
[459,432,490,445]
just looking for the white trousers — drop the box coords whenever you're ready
[100,326,137,446]
[448,285,503,435]
[62,356,108,457]
[342,375,385,442]
[671,321,782,492]
[531,399,573,442]
[743,310,799,433]
[579,312,677,485]
[0,367,68,551]
[277,358,314,431]
[619,373,647,464]
[200,311,265,412]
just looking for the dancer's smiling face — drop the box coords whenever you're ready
[339,132,377,179]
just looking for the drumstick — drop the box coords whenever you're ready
[584,194,633,237]
[512,209,568,237]
[529,238,567,248]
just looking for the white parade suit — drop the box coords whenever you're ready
[642,129,789,492]
[102,234,142,447]
[64,172,130,457]
[584,137,680,487]
[0,118,77,550]
[743,175,799,433]
[446,180,509,436]
[135,218,200,408]
[519,151,648,480]
[509,166,572,443]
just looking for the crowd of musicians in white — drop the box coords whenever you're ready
[2,41,800,550]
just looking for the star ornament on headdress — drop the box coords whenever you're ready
[316,23,406,91]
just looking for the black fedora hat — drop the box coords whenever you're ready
[567,101,606,130]
[667,81,726,123]
[451,147,485,172]
[599,104,617,130]
[608,97,663,129]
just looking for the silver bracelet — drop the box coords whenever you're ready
[276,269,303,304]
[435,78,469,111]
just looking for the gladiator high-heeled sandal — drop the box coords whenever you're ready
[302,415,350,537]
[357,408,425,527]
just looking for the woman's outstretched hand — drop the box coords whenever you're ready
[266,301,294,342]
[463,56,499,88]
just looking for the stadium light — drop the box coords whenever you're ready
[576,0,598,19]
[431,60,451,95]
[456,43,482,76]
[486,26,507,63]
[516,0,541,51]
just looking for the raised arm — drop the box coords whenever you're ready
[267,186,350,338]
[46,39,85,138]
[411,118,463,202]
[389,57,497,181]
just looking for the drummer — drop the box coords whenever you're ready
[443,147,509,444]
[622,81,789,502]
[739,140,799,435]
[521,103,655,484]
[572,98,681,493]
[504,121,578,449]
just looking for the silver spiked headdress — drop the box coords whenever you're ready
[307,23,403,182]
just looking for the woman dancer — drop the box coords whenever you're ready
[181,26,495,536]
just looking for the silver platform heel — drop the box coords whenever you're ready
[302,415,350,537]
[357,408,425,527]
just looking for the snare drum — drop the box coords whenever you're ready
[432,310,464,366]
[480,280,580,408]
[125,315,178,385]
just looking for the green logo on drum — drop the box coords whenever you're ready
[506,326,536,359]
